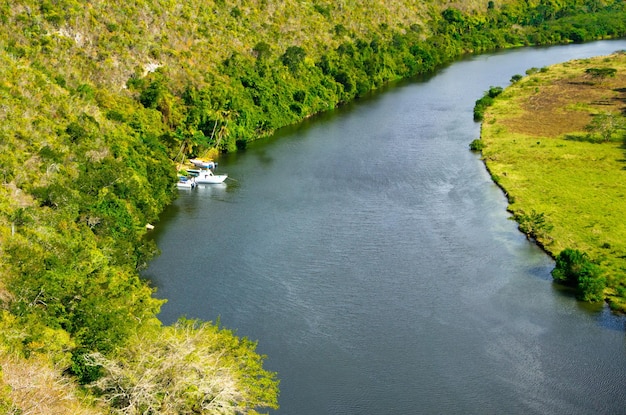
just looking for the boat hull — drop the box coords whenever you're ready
[189,159,216,169]
[177,181,195,189]
[195,173,228,184]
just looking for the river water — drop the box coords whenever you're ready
[144,41,626,415]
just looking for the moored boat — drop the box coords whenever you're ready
[189,159,217,169]
[195,169,228,184]
[176,176,196,189]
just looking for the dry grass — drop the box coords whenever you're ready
[0,354,104,415]
[499,66,626,138]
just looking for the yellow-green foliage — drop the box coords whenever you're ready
[0,369,14,415]
[87,319,278,415]
[3,0,623,154]
[1,0,431,92]
[480,52,626,310]
[2,0,626,412]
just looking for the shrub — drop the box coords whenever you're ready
[469,138,485,151]
[585,67,617,78]
[552,248,606,302]
[552,248,589,284]
[253,41,271,61]
[584,112,625,142]
[513,209,553,240]
[235,139,247,150]
[281,46,306,73]
[474,86,503,121]
[577,263,606,302]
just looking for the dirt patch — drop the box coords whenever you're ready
[501,70,626,138]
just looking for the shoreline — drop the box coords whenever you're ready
[477,51,626,312]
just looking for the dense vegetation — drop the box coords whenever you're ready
[1,0,626,412]
[477,52,626,311]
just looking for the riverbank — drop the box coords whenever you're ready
[147,42,626,415]
[478,51,626,312]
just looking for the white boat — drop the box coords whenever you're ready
[176,177,196,189]
[189,159,217,169]
[195,169,228,184]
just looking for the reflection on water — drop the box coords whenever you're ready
[195,182,228,197]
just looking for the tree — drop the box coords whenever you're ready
[280,46,306,73]
[552,248,606,302]
[585,67,617,79]
[252,42,271,62]
[552,248,589,284]
[576,263,606,302]
[86,319,279,415]
[585,112,625,142]
[442,8,465,24]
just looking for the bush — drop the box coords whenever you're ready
[552,248,606,302]
[469,138,485,151]
[281,46,306,73]
[474,96,492,121]
[513,209,553,240]
[552,248,588,284]
[235,139,247,150]
[474,86,503,121]
[585,67,617,78]
[577,263,606,302]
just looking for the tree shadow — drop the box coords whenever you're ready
[563,133,601,144]
[614,87,626,116]
[612,87,626,170]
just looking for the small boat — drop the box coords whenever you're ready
[176,176,196,189]
[189,159,217,169]
[195,169,228,184]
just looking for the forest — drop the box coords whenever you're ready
[1,0,625,413]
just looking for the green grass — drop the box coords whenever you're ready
[480,52,626,311]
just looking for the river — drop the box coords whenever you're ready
[144,41,626,415]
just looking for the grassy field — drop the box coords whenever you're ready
[479,51,626,312]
